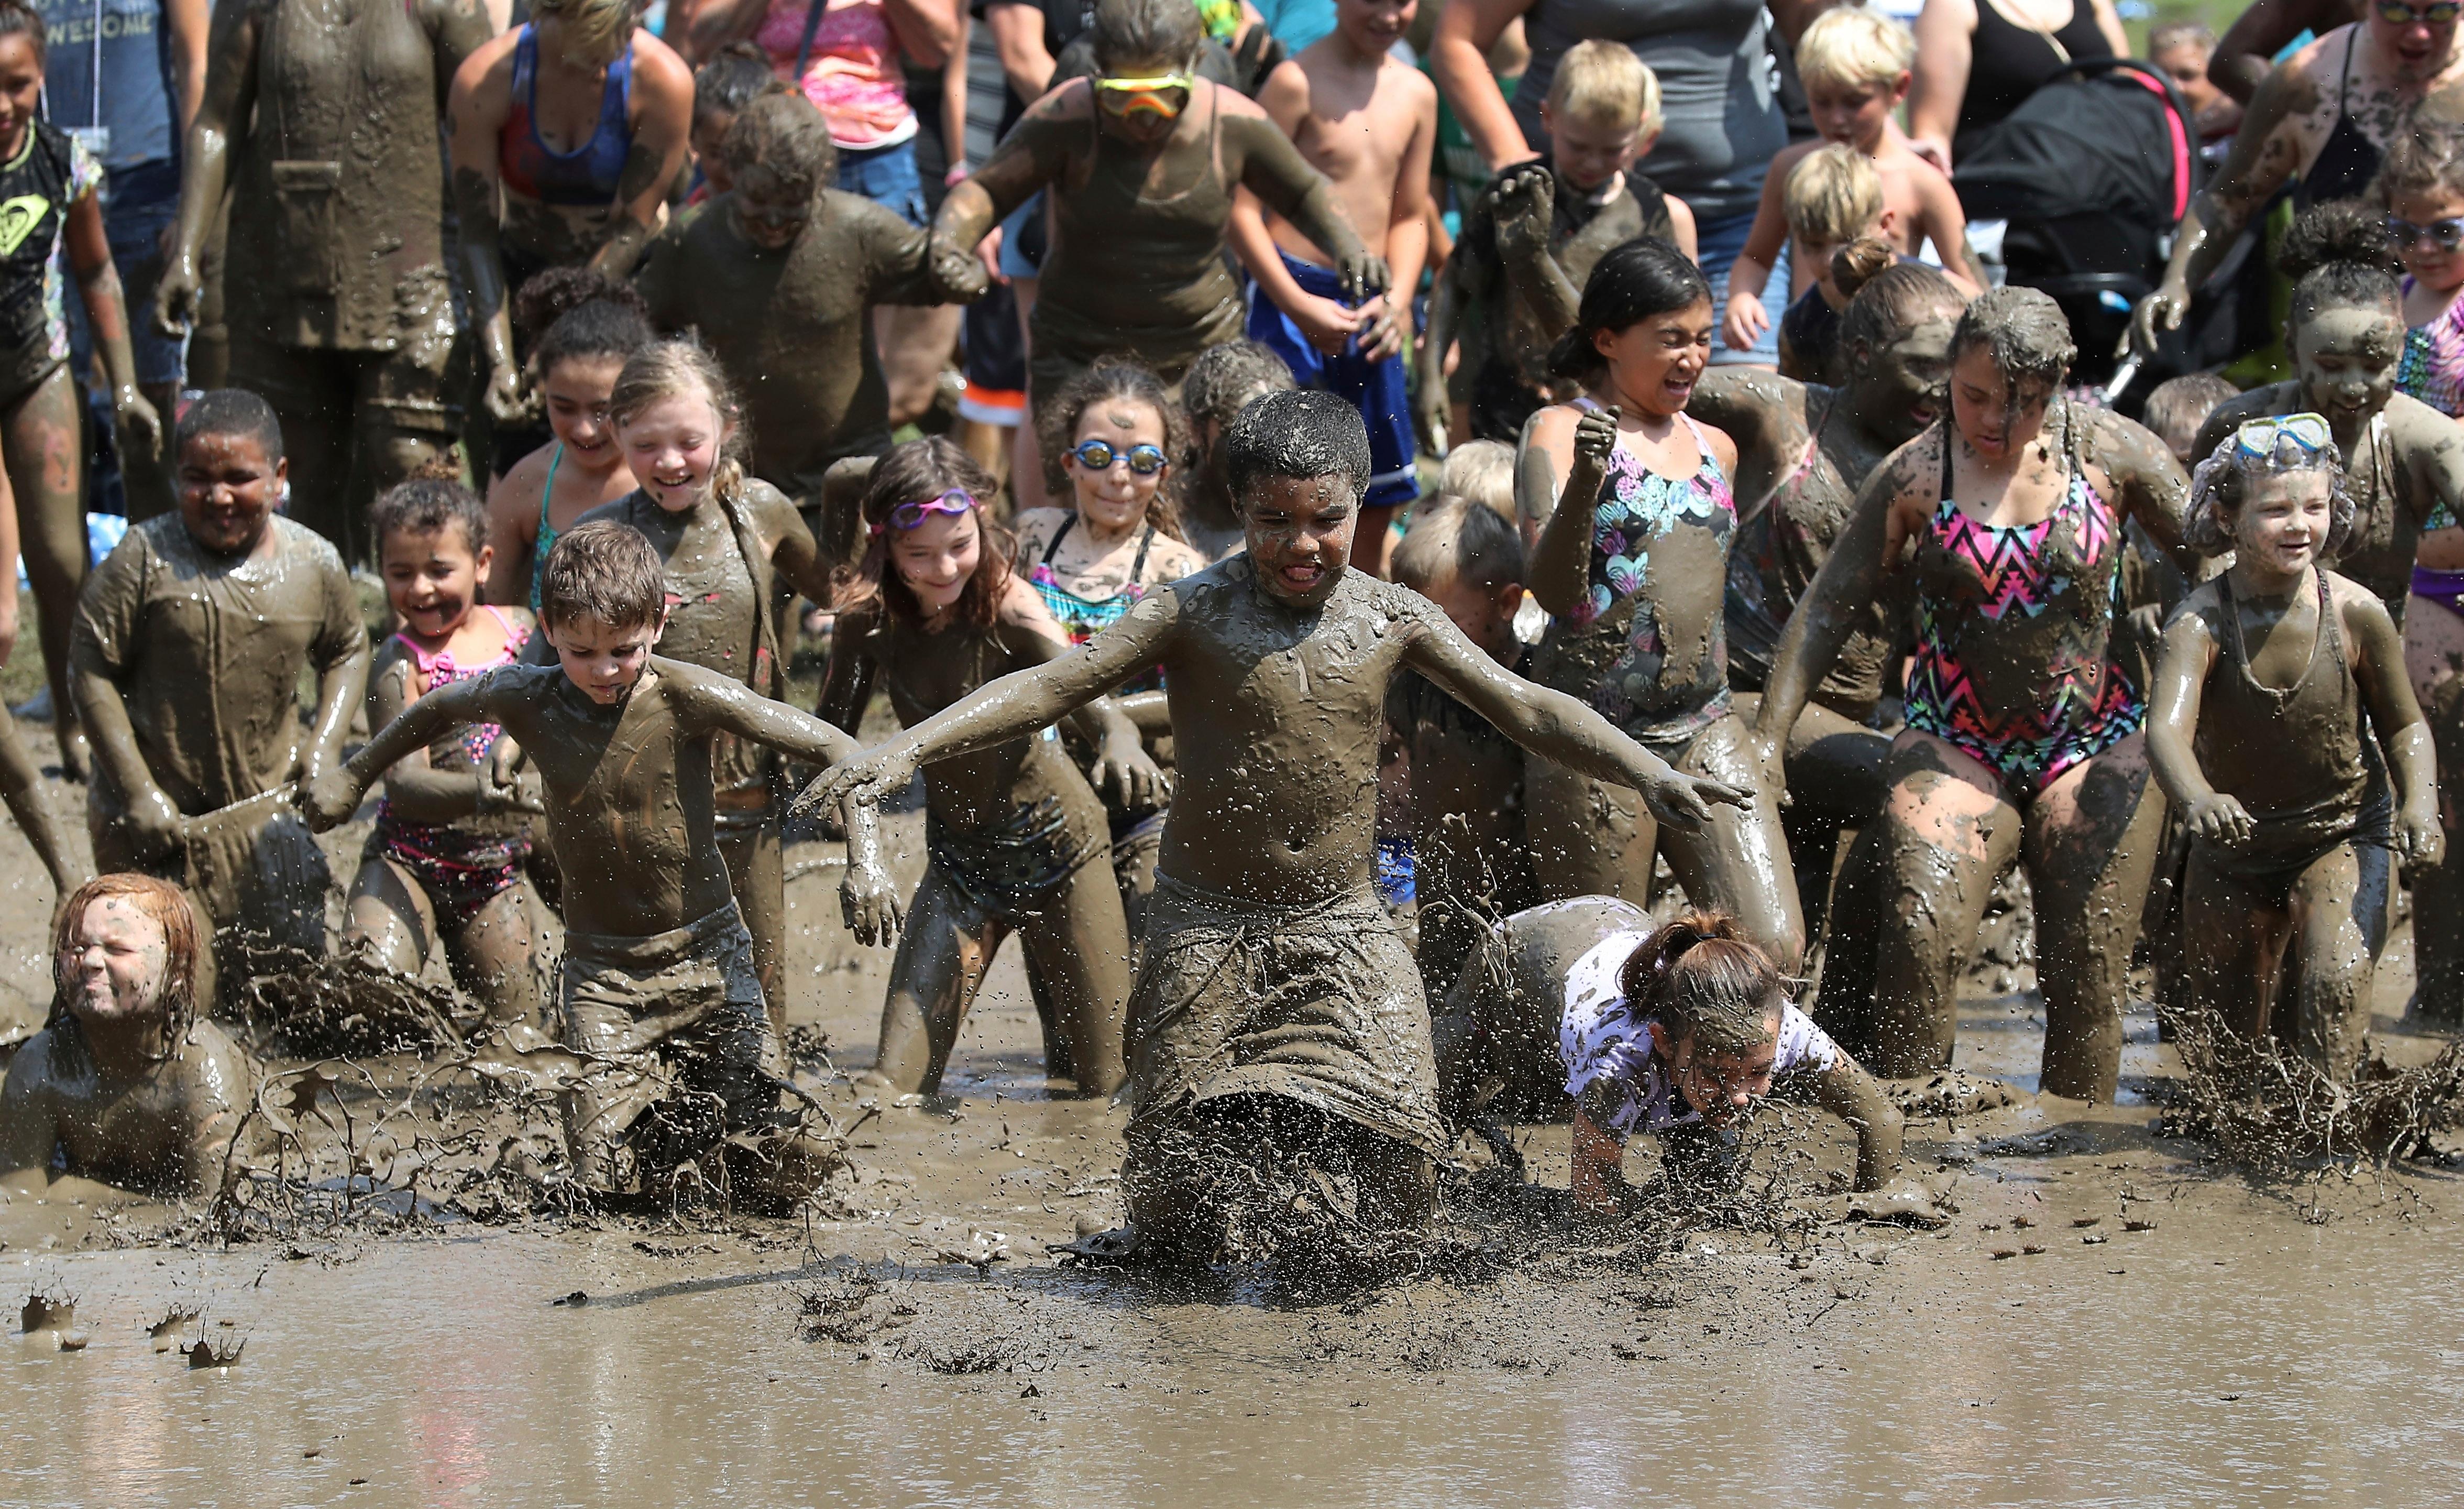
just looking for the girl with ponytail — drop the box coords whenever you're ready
[1555,905,1923,1217]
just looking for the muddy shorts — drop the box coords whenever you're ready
[926,795,1105,923]
[1124,872,1448,1159]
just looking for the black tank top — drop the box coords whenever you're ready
[1953,0,2112,163]
[2300,32,2380,210]
[0,121,82,396]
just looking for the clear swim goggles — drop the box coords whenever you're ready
[2230,413,2332,465]
[870,488,977,536]
[1071,438,1169,475]
[1094,73,1193,119]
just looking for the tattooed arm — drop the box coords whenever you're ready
[591,37,696,278]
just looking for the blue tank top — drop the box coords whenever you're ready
[500,25,634,207]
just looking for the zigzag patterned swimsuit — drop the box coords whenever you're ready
[1901,418,2143,794]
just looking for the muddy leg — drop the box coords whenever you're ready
[1811,822,1888,1054]
[1016,857,1134,1097]
[869,865,1000,1095]
[445,879,544,1027]
[1866,732,2022,1078]
[2413,673,2464,1025]
[876,304,961,430]
[717,819,787,1036]
[5,367,90,778]
[2283,840,2389,1081]
[2180,851,2291,1043]
[0,703,81,893]
[2023,732,2166,1101]
[1523,756,1657,904]
[1657,715,1806,968]
[343,852,437,977]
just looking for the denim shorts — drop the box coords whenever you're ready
[836,137,928,228]
[1695,207,1786,369]
[66,163,184,387]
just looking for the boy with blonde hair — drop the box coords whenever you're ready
[1722,5,1983,355]
[1773,145,1895,382]
[1436,438,1516,525]
[1420,40,1691,445]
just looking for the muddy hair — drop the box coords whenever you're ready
[0,0,43,62]
[1179,340,1294,432]
[48,873,201,1060]
[694,41,785,125]
[2140,371,2241,461]
[2278,201,2403,331]
[1034,358,1191,538]
[513,266,648,354]
[609,336,752,504]
[176,387,282,463]
[1949,285,2075,398]
[2375,123,2464,209]
[540,518,668,632]
[1836,255,1966,370]
[1225,389,1372,508]
[1619,910,1787,1057]
[1092,0,1204,73]
[1547,237,1711,385]
[2185,416,2359,558]
[533,298,654,384]
[723,90,839,201]
[837,436,1015,630]
[369,477,489,557]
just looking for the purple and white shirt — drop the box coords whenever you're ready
[1558,929,1839,1138]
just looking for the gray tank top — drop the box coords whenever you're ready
[1512,0,1784,221]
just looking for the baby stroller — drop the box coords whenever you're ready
[1953,57,2205,402]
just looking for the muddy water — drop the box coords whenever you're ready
[3,733,2462,1505]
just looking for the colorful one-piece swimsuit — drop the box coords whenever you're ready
[1901,426,2143,794]
[370,607,534,927]
[2399,279,2464,617]
[1027,515,1164,692]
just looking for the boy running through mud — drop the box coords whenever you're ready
[805,390,1747,1262]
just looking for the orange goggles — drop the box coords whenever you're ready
[1095,73,1193,119]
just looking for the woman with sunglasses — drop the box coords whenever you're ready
[1018,361,1209,937]
[1753,287,2197,1102]
[2131,0,2464,360]
[922,0,1385,406]
[2148,414,2439,1079]
[820,438,1164,1099]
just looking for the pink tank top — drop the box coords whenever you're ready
[756,0,916,151]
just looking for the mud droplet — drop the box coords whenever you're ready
[554,1291,590,1307]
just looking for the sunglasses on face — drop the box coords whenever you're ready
[870,488,977,536]
[1094,73,1193,119]
[2388,213,2464,252]
[2232,413,2333,460]
[1072,438,1168,475]
[2378,1,2461,23]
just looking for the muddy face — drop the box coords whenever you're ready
[2230,471,2336,579]
[1948,346,2050,463]
[730,165,815,253]
[887,509,984,620]
[1095,52,1195,148]
[619,392,730,513]
[1242,475,1356,608]
[1065,400,1171,536]
[1595,298,1714,418]
[543,356,626,468]
[2388,187,2464,295]
[175,432,285,557]
[381,524,492,643]
[2293,306,2403,432]
[61,895,171,1032]
[691,110,738,198]
[2366,4,2458,83]
[543,611,662,704]
[1855,315,1957,446]
[1655,1016,1781,1128]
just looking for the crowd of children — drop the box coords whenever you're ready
[6,0,2464,1270]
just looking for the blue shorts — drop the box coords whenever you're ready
[66,161,184,388]
[1244,248,1420,511]
[835,137,928,228]
[997,193,1044,280]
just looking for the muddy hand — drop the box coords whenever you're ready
[794,743,920,826]
[931,234,992,302]
[1338,250,1390,304]
[1229,25,1286,98]
[2402,798,2445,869]
[153,254,199,338]
[1574,405,1621,469]
[482,356,527,428]
[2183,792,2254,848]
[114,388,163,463]
[124,784,185,864]
[1640,770,1751,831]
[1090,732,1171,811]
[2126,281,2188,360]
[299,770,366,834]
[475,743,544,819]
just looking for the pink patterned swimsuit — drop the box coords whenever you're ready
[370,608,534,927]
[1902,425,2143,794]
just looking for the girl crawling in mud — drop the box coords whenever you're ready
[822,438,1165,1100]
[2148,417,2440,1079]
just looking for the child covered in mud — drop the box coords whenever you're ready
[485,297,653,612]
[927,0,1388,405]
[634,91,981,550]
[1516,237,1805,967]
[306,522,876,1191]
[805,389,1747,1261]
[1,874,266,1198]
[821,439,1161,1100]
[2148,417,2439,1078]
[0,452,84,898]
[1177,340,1295,562]
[1020,360,1208,935]
[346,482,544,1025]
[71,391,370,993]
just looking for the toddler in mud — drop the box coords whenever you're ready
[1,874,267,1198]
[804,389,1747,1265]
[2147,416,2440,1079]
[345,480,545,1025]
[71,391,370,1004]
[306,522,876,1193]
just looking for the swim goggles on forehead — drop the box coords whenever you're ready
[1094,73,1193,119]
[2232,413,2333,461]
[2388,213,2464,252]
[1072,438,1169,475]
[870,488,977,536]
[2379,0,2461,23]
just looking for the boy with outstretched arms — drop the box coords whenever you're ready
[305,521,882,1189]
[804,391,1745,1257]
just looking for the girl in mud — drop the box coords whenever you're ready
[2149,418,2440,1078]
[549,340,840,1030]
[0,0,161,782]
[485,298,653,613]
[1016,360,1209,937]
[1559,906,1924,1217]
[1515,235,1805,968]
[347,482,543,1026]
[820,438,1163,1099]
[1751,286,2195,1102]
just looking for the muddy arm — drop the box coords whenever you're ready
[1810,1055,1905,1192]
[1230,113,1386,298]
[1003,613,1169,808]
[591,45,696,278]
[1114,689,1170,736]
[1751,440,1909,767]
[1415,250,1465,452]
[70,546,184,859]
[1568,1106,1628,1215]
[2094,409,2200,581]
[1522,407,1610,614]
[2130,62,2304,356]
[816,603,880,735]
[304,617,372,790]
[2211,0,2326,104]
[64,194,160,464]
[155,0,261,335]
[310,675,506,830]
[926,102,1070,292]
[1686,370,1790,517]
[0,1045,58,1187]
[670,658,865,767]
[2348,590,2443,865]
[447,42,525,425]
[2144,608,2225,817]
[361,655,485,824]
